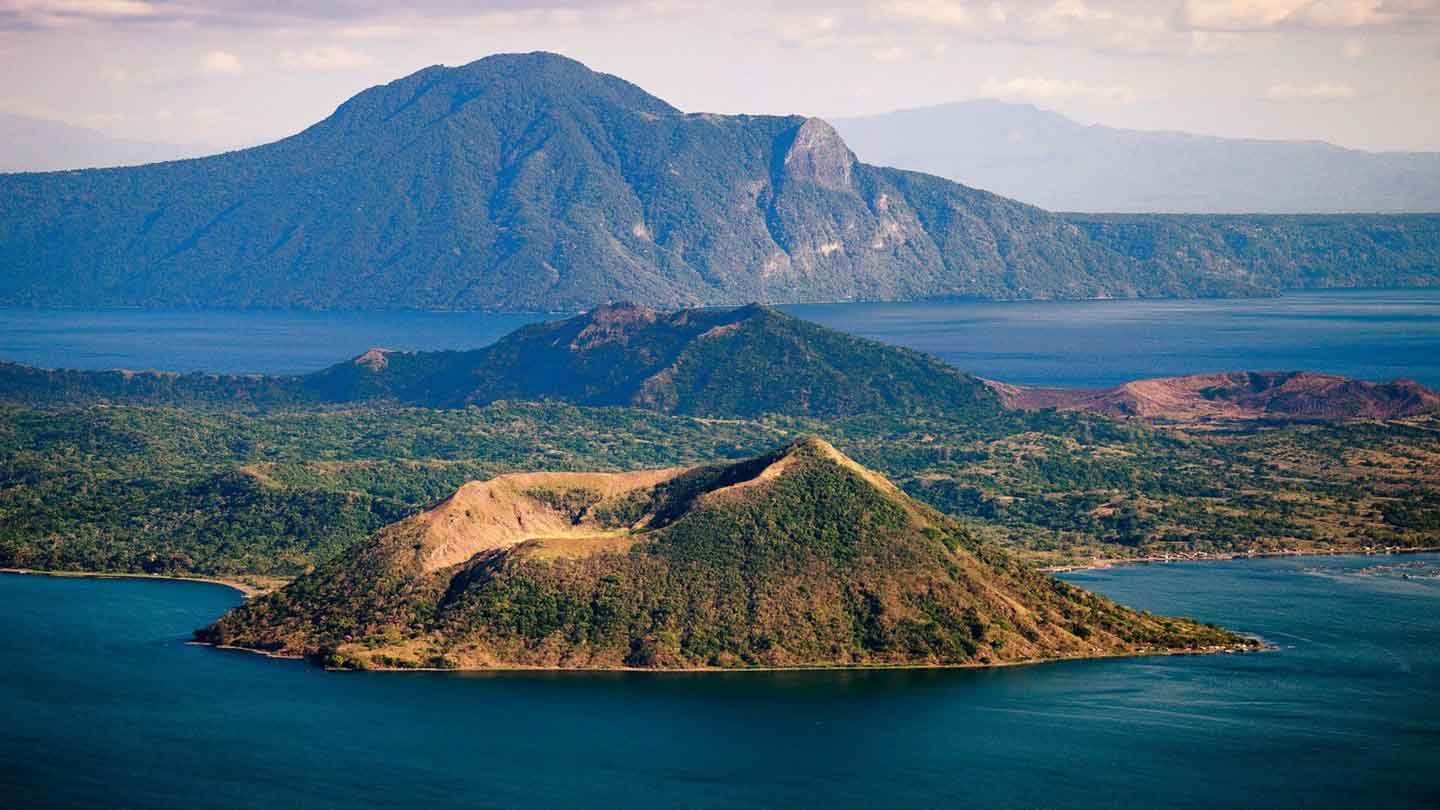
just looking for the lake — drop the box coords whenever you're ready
[2,288,1438,387]
[3,554,1437,809]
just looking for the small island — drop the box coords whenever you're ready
[197,438,1254,671]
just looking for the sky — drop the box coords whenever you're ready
[1,0,1438,153]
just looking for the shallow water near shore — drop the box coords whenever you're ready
[2,288,1437,387]
[4,553,1438,809]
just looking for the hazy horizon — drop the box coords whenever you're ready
[2,1,1439,155]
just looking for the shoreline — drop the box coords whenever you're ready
[1039,545,1440,574]
[0,567,285,599]
[195,638,1265,675]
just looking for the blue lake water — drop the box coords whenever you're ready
[4,554,1438,809]
[2,289,1438,387]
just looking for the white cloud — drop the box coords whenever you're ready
[334,24,414,40]
[775,13,863,49]
[981,75,1138,103]
[1031,0,1115,23]
[1266,80,1358,99]
[200,50,243,76]
[1184,0,1304,29]
[870,44,911,61]
[280,45,372,72]
[883,0,975,27]
[1181,0,1435,31]
[6,0,158,26]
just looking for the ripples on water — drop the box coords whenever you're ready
[3,554,1437,809]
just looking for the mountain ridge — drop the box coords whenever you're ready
[833,99,1440,214]
[2,52,1438,310]
[0,112,215,173]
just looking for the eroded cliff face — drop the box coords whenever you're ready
[781,118,856,193]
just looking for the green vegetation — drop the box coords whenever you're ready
[1069,213,1440,292]
[0,402,780,576]
[4,400,1436,579]
[0,304,1002,419]
[200,438,1249,670]
[2,52,1435,311]
[3,302,1436,614]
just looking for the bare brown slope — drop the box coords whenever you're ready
[199,438,1253,671]
[402,468,686,573]
[989,372,1440,422]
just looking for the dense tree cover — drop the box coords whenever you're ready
[3,400,1435,579]
[1068,214,1440,292]
[2,52,1435,311]
[0,403,779,576]
[311,303,1003,417]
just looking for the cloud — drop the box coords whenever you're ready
[200,49,243,75]
[1181,0,1439,31]
[4,0,158,26]
[870,44,911,61]
[1009,3,1237,56]
[1266,80,1358,98]
[0,0,626,31]
[333,23,414,39]
[1031,0,1116,24]
[882,0,975,27]
[1342,37,1367,57]
[981,75,1139,103]
[280,45,371,71]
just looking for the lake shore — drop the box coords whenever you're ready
[0,567,286,599]
[1040,545,1440,573]
[195,637,1263,674]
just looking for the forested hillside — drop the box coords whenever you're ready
[3,52,1436,310]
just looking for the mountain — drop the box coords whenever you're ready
[833,100,1440,214]
[0,303,1003,419]
[2,52,1437,310]
[305,303,1001,417]
[197,437,1250,669]
[988,371,1440,421]
[7,303,1434,424]
[0,112,212,173]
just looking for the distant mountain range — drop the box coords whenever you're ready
[0,112,211,173]
[833,100,1440,214]
[1,53,1438,310]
